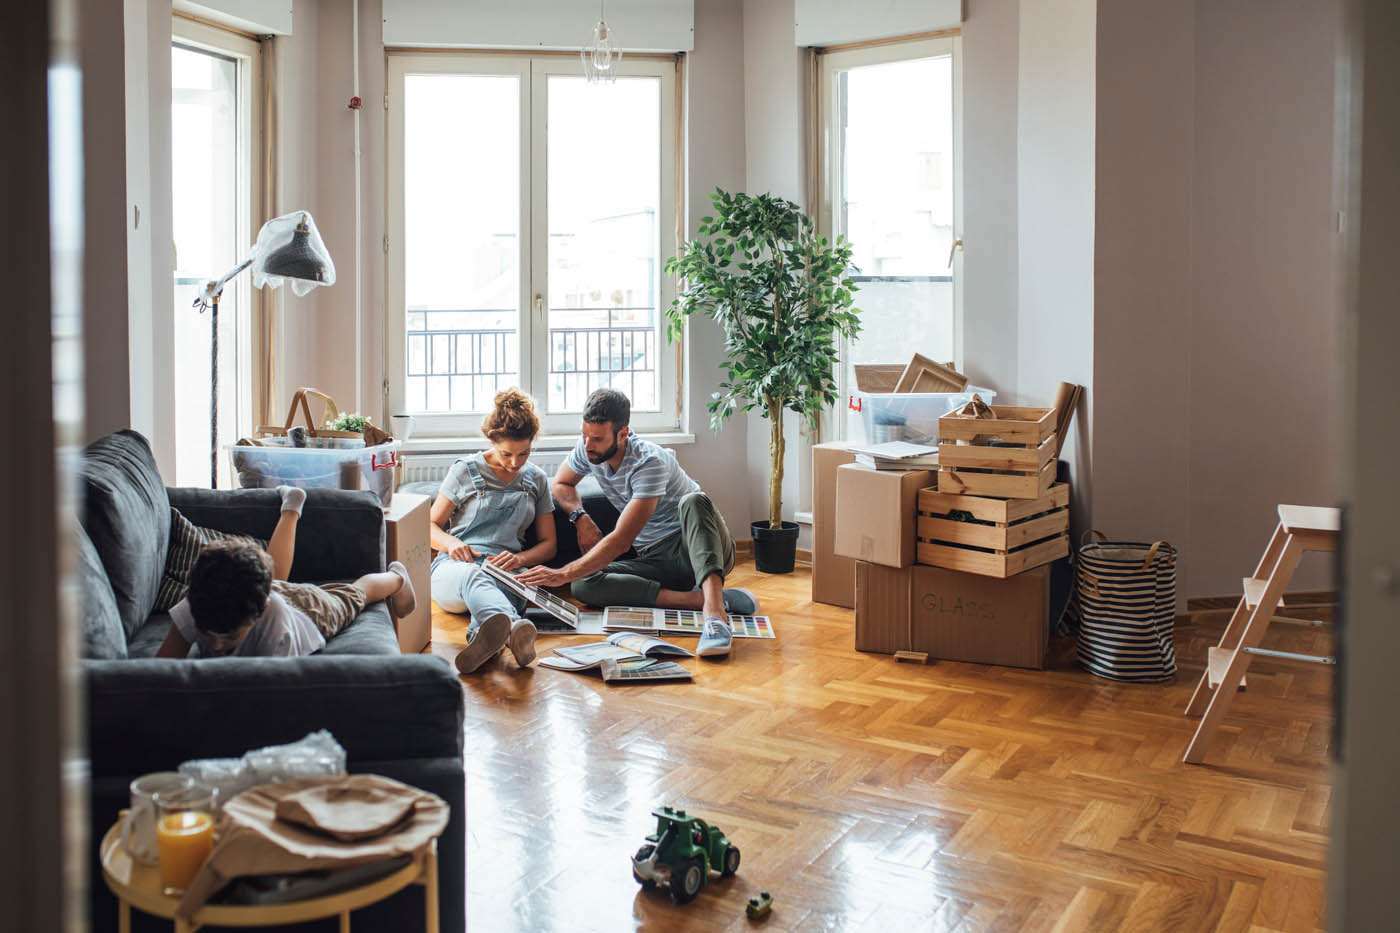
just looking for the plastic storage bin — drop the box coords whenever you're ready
[228,437,399,506]
[851,387,998,446]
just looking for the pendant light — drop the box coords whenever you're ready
[581,0,622,84]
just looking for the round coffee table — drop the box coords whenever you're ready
[99,817,439,933]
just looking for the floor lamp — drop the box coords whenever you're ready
[194,211,336,487]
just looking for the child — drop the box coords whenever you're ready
[429,389,557,674]
[156,486,416,658]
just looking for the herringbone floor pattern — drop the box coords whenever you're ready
[428,562,1332,932]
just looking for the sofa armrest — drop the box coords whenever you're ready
[85,655,463,779]
[166,487,385,581]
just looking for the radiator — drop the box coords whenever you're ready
[398,450,573,488]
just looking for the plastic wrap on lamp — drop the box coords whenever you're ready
[250,211,336,296]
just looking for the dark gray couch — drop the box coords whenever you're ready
[79,431,465,933]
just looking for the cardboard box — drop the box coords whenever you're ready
[833,464,935,568]
[855,562,1051,668]
[812,442,858,607]
[384,492,432,654]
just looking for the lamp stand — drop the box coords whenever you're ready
[209,292,220,488]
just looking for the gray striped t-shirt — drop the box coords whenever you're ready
[566,435,698,549]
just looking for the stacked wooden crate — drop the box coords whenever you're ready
[917,405,1069,578]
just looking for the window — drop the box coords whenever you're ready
[170,19,261,486]
[386,54,679,436]
[818,38,962,442]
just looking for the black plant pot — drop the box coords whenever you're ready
[751,520,800,575]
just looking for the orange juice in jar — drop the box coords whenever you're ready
[153,783,217,896]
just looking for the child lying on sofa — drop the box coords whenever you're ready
[156,486,416,658]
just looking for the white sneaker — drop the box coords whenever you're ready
[507,618,537,667]
[697,617,733,658]
[722,588,760,615]
[455,613,510,675]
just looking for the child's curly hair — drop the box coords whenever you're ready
[187,540,273,634]
[481,388,540,443]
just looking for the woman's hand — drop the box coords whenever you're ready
[447,540,480,563]
[488,551,521,571]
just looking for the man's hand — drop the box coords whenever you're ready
[487,551,521,571]
[575,515,603,553]
[516,565,572,589]
[447,540,480,563]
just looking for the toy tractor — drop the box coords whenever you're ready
[631,807,741,904]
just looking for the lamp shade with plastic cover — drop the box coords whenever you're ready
[250,211,336,297]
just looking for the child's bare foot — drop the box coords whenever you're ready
[387,560,416,616]
[276,485,306,515]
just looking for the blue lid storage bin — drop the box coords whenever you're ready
[850,387,998,446]
[228,438,399,506]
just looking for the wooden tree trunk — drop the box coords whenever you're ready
[767,396,785,529]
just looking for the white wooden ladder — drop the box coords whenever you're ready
[1182,504,1339,764]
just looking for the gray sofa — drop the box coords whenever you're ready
[79,431,465,933]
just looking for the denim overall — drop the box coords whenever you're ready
[429,456,537,635]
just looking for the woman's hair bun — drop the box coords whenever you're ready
[481,388,540,442]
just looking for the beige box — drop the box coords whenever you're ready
[833,464,935,569]
[854,562,1050,669]
[384,492,431,654]
[812,442,858,608]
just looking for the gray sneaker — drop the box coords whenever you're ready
[507,618,537,667]
[455,613,510,675]
[722,588,760,615]
[697,617,733,659]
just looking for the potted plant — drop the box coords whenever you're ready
[665,189,860,573]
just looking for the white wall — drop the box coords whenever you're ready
[1187,0,1340,595]
[1016,0,1096,530]
[1092,2,1193,579]
[84,0,132,441]
[740,0,805,532]
[959,0,1019,399]
[124,0,176,475]
[677,0,752,531]
[1091,0,1341,601]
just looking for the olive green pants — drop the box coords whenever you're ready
[571,492,735,607]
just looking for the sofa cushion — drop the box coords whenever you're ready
[75,520,127,660]
[152,508,267,612]
[317,603,400,656]
[80,430,170,638]
[127,614,172,659]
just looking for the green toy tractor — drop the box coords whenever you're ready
[631,807,741,904]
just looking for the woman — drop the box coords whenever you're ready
[429,389,557,674]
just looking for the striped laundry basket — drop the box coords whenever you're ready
[1075,532,1178,681]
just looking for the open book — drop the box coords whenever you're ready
[602,607,776,639]
[539,632,693,682]
[480,559,581,629]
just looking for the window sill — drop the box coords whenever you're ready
[795,511,814,525]
[398,432,697,456]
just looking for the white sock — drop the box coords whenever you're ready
[276,485,307,515]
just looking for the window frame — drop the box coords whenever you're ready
[385,51,680,439]
[816,36,963,444]
[169,16,263,486]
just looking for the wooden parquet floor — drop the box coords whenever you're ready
[427,562,1333,932]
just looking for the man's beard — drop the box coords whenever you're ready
[586,437,620,464]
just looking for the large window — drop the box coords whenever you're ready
[819,38,961,442]
[170,20,260,486]
[387,54,679,436]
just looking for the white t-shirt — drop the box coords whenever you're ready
[169,590,325,657]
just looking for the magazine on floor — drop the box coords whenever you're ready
[540,633,694,683]
[601,607,776,639]
[480,559,581,629]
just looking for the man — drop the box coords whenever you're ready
[516,388,758,658]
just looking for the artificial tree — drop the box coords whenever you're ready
[665,189,860,570]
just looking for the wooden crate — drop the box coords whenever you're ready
[938,405,1058,499]
[916,483,1070,577]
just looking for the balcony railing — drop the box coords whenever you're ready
[406,310,657,413]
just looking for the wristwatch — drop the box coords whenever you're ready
[568,508,587,525]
